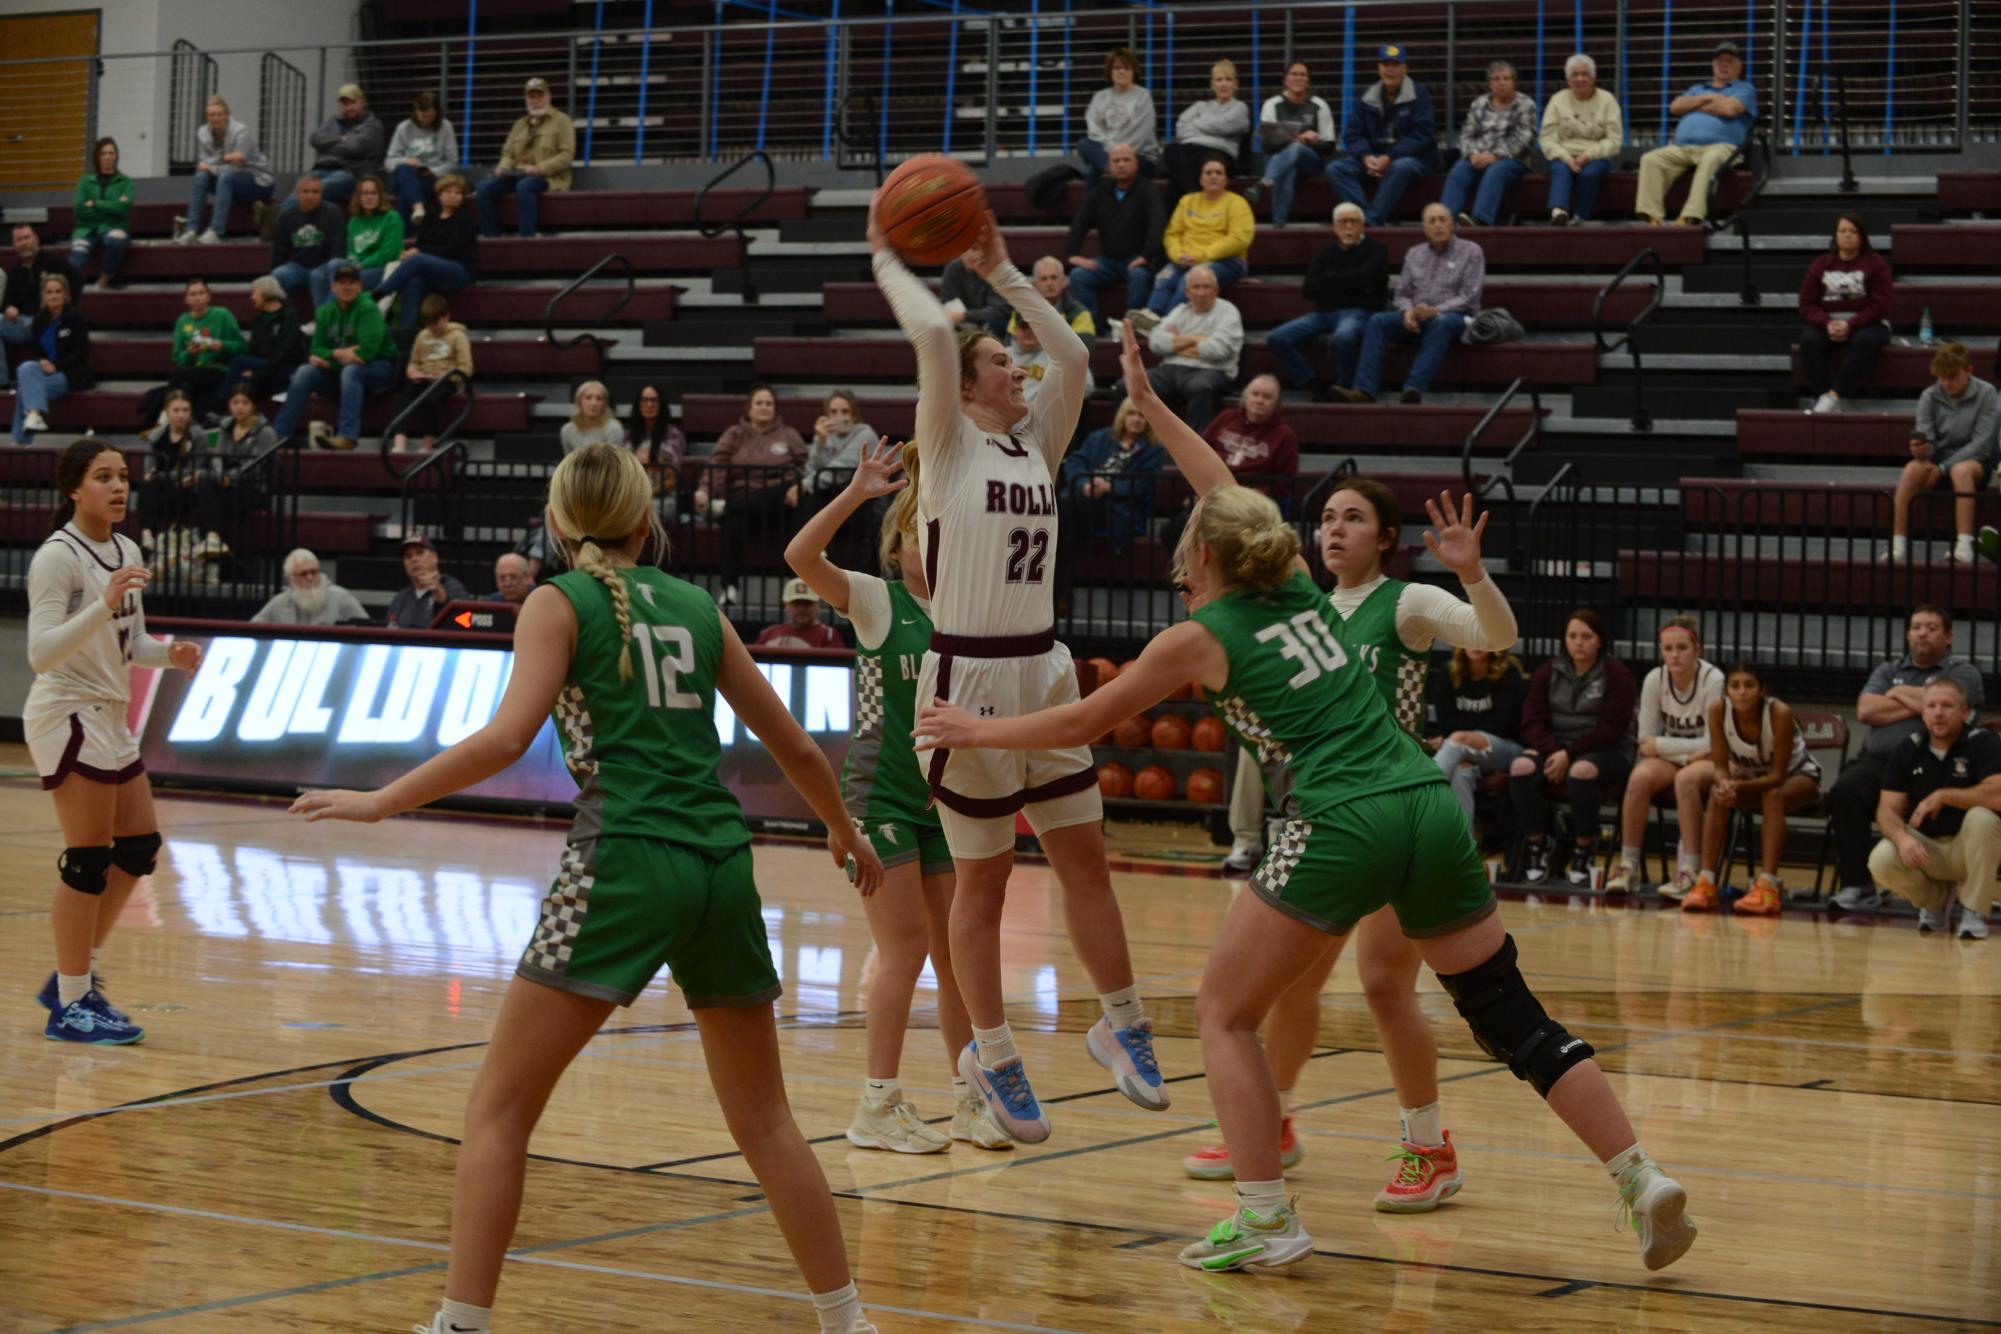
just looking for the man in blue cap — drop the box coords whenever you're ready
[1637,41,1758,225]
[1326,43,1439,226]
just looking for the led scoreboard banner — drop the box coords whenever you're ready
[137,619,857,830]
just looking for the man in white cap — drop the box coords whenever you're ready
[755,577,844,649]
[385,531,471,629]
[477,77,576,238]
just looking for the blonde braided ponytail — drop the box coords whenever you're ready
[571,537,636,681]
[546,444,664,684]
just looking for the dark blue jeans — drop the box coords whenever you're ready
[389,164,436,221]
[1355,310,1468,397]
[1439,157,1528,225]
[476,172,551,237]
[272,358,396,441]
[1146,256,1247,316]
[1067,254,1155,324]
[68,230,131,282]
[188,167,275,237]
[1326,154,1428,226]
[1548,157,1613,220]
[1259,141,1325,225]
[373,252,472,326]
[1267,307,1371,389]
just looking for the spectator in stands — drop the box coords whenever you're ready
[1009,257,1095,345]
[1511,607,1637,885]
[3,224,78,387]
[187,96,274,244]
[1246,61,1336,228]
[692,382,809,609]
[1159,372,1297,552]
[1064,143,1166,324]
[184,381,282,563]
[1607,616,1724,897]
[311,175,402,307]
[1055,393,1167,609]
[1165,60,1252,199]
[288,83,385,212]
[219,275,306,411]
[252,547,369,625]
[392,294,471,454]
[803,389,877,498]
[386,532,470,629]
[627,382,686,473]
[137,390,204,550]
[273,263,398,451]
[1142,158,1253,316]
[372,173,478,328]
[387,91,459,222]
[1429,646,1531,838]
[1009,318,1096,409]
[269,175,346,302]
[1141,264,1243,430]
[8,274,88,444]
[1868,676,1999,939]
[1350,202,1484,404]
[1327,43,1439,227]
[68,137,132,290]
[1080,48,1161,189]
[1267,202,1389,400]
[488,552,535,606]
[1888,342,2000,565]
[1828,604,1987,910]
[560,379,625,453]
[1541,54,1624,224]
[1440,61,1538,228]
[1681,661,1825,915]
[940,257,1011,335]
[1799,212,1894,414]
[1636,42,1756,227]
[757,578,845,649]
[140,277,243,431]
[477,78,575,239]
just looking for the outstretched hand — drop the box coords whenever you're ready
[845,437,909,502]
[1119,317,1154,402]
[289,788,387,823]
[960,210,1009,279]
[1421,491,1489,582]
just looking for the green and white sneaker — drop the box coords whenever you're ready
[1616,1158,1698,1271]
[845,1095,950,1154]
[1977,525,1999,562]
[1177,1198,1313,1272]
[949,1088,1014,1150]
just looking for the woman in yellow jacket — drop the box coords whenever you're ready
[1145,158,1255,316]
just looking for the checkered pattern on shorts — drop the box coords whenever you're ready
[523,843,595,976]
[1395,656,1429,736]
[1218,694,1293,768]
[854,654,885,733]
[553,684,598,781]
[1252,817,1313,898]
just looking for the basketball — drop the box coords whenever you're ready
[1192,717,1228,752]
[1151,714,1192,749]
[1133,764,1177,800]
[876,155,988,265]
[1112,714,1152,748]
[1097,762,1134,799]
[1186,767,1225,804]
[1085,657,1120,691]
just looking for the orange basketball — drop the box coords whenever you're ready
[877,155,989,265]
[1192,716,1228,752]
[1085,657,1120,692]
[1134,764,1178,801]
[1097,761,1134,799]
[1112,714,1152,748]
[1151,714,1192,750]
[1186,767,1225,804]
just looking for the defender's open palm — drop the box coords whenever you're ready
[1422,491,1489,581]
[1118,317,1152,400]
[845,437,908,502]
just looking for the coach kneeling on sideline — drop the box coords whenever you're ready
[1867,676,2001,940]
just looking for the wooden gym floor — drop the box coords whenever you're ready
[0,773,1995,1332]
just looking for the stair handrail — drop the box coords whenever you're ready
[543,254,635,354]
[694,151,774,305]
[1591,248,1666,432]
[839,92,885,185]
[376,368,476,481]
[1456,377,1544,571]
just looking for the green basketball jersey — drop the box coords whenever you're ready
[843,575,941,828]
[1331,578,1430,737]
[548,567,749,854]
[1192,568,1442,819]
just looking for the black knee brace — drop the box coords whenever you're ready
[111,831,163,878]
[58,846,115,896]
[1437,934,1595,1098]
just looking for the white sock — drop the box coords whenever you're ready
[951,1075,971,1098]
[58,972,92,1007]
[862,1077,898,1107]
[89,949,101,978]
[436,1297,491,1333]
[973,1022,1018,1068]
[1620,845,1641,869]
[1099,984,1144,1032]
[1605,1142,1653,1183]
[1956,533,1975,558]
[1235,1177,1288,1215]
[1892,534,1909,557]
[1399,1101,1444,1148]
[811,1280,864,1334]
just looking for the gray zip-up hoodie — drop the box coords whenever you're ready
[803,421,880,492]
[196,118,274,189]
[1914,374,2000,466]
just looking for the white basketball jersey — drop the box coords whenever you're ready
[26,527,147,714]
[917,422,1062,638]
[1648,661,1721,744]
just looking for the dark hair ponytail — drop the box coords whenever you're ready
[52,438,122,532]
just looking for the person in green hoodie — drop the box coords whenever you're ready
[139,277,246,430]
[68,137,133,291]
[310,175,403,307]
[273,263,397,449]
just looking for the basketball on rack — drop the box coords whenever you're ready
[1112,714,1152,748]
[1085,657,1120,691]
[1133,764,1178,801]
[876,155,988,265]
[1186,767,1224,804]
[1151,714,1192,749]
[1191,716,1228,752]
[1097,762,1134,799]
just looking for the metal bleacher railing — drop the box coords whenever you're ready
[1,0,1994,187]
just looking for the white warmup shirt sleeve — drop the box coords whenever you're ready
[844,571,893,652]
[991,260,1089,471]
[1394,577,1518,654]
[126,597,174,668]
[1637,666,1665,741]
[25,543,111,675]
[874,248,974,501]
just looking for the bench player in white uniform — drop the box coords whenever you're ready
[26,440,203,1044]
[873,199,1166,1142]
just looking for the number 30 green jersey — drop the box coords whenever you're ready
[1191,568,1442,819]
[549,567,750,853]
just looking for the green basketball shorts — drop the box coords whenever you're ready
[857,815,955,876]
